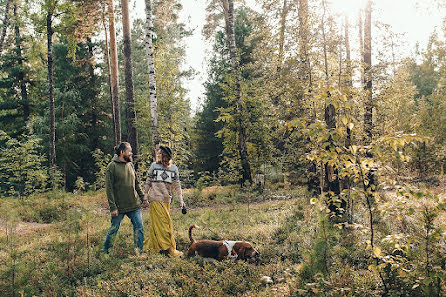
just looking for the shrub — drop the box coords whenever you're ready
[92,149,111,190]
[0,128,48,198]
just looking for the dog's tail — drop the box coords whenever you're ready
[188,224,199,243]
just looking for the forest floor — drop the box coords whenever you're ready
[0,183,444,296]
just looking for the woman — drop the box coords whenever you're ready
[143,146,184,257]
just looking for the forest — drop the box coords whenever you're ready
[0,0,445,296]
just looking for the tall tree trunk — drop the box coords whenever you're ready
[107,0,121,146]
[0,0,10,55]
[344,15,352,88]
[322,0,343,215]
[222,0,230,37]
[299,0,318,195]
[14,4,29,123]
[144,0,159,155]
[224,0,252,185]
[278,0,287,66]
[321,0,329,85]
[298,0,312,90]
[358,9,364,89]
[324,95,343,215]
[362,1,376,207]
[344,13,353,146]
[87,37,99,149]
[47,10,56,169]
[102,2,115,146]
[344,14,353,222]
[121,0,138,160]
[363,0,372,144]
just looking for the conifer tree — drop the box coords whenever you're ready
[121,0,139,163]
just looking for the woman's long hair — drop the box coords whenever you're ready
[157,149,172,168]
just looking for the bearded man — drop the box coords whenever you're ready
[102,142,149,255]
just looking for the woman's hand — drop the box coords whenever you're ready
[180,201,184,208]
[142,194,149,208]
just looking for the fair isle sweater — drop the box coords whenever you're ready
[144,162,184,205]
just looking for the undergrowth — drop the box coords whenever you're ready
[0,184,444,296]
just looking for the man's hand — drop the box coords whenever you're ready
[142,199,149,208]
[110,209,119,217]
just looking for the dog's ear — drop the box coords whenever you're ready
[239,246,246,260]
[234,243,246,260]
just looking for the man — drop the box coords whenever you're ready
[103,142,149,255]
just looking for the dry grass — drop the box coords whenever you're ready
[0,184,444,296]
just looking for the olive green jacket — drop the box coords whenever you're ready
[105,155,144,213]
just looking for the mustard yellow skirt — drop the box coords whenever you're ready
[143,201,182,257]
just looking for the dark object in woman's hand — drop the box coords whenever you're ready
[181,205,187,215]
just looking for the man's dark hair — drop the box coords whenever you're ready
[114,142,130,156]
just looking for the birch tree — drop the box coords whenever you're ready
[144,0,159,153]
[363,0,372,144]
[277,0,287,66]
[0,0,10,55]
[344,15,352,88]
[223,0,252,185]
[13,2,29,123]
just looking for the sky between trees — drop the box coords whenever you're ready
[135,0,444,112]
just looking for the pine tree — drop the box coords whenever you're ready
[107,0,121,145]
[121,0,139,163]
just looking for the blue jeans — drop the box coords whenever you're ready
[103,209,144,253]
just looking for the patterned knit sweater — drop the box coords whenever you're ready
[144,162,184,205]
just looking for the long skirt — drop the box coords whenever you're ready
[143,201,182,257]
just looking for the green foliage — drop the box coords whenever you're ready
[129,13,193,170]
[213,8,274,184]
[405,28,446,176]
[1,182,445,296]
[92,148,111,190]
[74,176,87,193]
[0,187,303,296]
[0,15,33,137]
[0,126,48,198]
[17,195,70,223]
[289,85,446,295]
[192,31,229,177]
[409,34,440,99]
[376,188,445,296]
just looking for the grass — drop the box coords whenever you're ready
[0,184,444,296]
[0,187,310,296]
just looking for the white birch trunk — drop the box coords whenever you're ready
[144,0,159,151]
[0,0,10,55]
[223,0,252,185]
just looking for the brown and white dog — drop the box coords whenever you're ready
[185,224,259,263]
